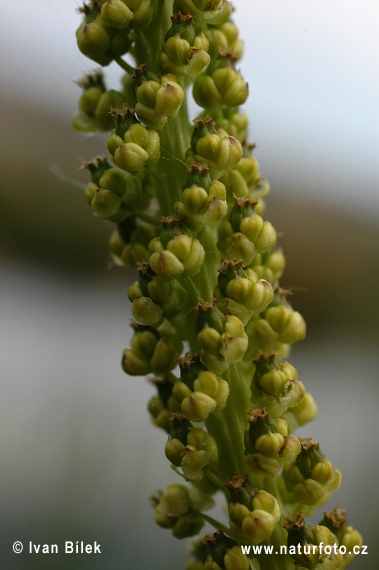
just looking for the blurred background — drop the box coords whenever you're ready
[1,0,378,568]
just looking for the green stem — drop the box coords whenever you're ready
[114,56,134,75]
[195,512,230,534]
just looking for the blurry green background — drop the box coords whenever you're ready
[1,1,378,568]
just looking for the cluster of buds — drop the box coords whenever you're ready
[245,288,306,359]
[188,118,243,176]
[284,510,363,570]
[165,414,218,482]
[172,352,229,422]
[218,196,277,266]
[160,12,210,78]
[133,65,184,130]
[148,374,181,432]
[193,50,248,109]
[202,530,259,570]
[121,321,181,376]
[206,108,248,143]
[250,246,286,284]
[195,298,248,374]
[109,217,153,268]
[76,1,132,65]
[282,438,342,508]
[83,157,151,222]
[319,506,363,568]
[226,474,281,544]
[128,261,187,326]
[244,408,301,478]
[106,105,160,174]
[174,0,232,26]
[219,144,270,205]
[148,216,205,280]
[251,352,305,417]
[214,258,273,326]
[283,391,318,433]
[205,19,243,60]
[175,163,228,231]
[152,484,204,539]
[100,0,151,30]
[72,72,125,132]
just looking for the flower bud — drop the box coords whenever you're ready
[251,352,305,417]
[122,322,180,376]
[76,3,130,65]
[244,409,301,478]
[133,65,184,129]
[205,20,243,61]
[265,304,306,345]
[148,375,181,432]
[73,72,125,133]
[193,50,248,109]
[196,299,248,374]
[226,474,280,544]
[175,163,228,231]
[204,531,254,570]
[219,196,276,266]
[165,414,218,482]
[149,218,205,279]
[250,246,286,284]
[100,0,133,30]
[109,217,153,268]
[283,438,342,507]
[152,484,204,538]
[107,105,160,173]
[189,118,243,175]
[174,0,232,26]
[173,353,230,421]
[160,13,210,78]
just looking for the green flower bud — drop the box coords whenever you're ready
[283,438,342,507]
[206,108,248,143]
[165,414,218,482]
[193,50,248,109]
[250,246,286,284]
[251,352,305,417]
[215,259,274,325]
[189,118,243,175]
[148,375,181,432]
[174,0,232,26]
[149,217,205,279]
[76,3,130,65]
[283,391,318,432]
[205,20,243,60]
[109,217,153,268]
[173,353,230,421]
[122,322,180,376]
[160,13,210,78]
[152,484,204,539]
[101,0,134,30]
[73,72,126,133]
[218,196,277,266]
[107,105,160,173]
[244,409,301,478]
[195,299,248,374]
[284,513,344,570]
[133,65,184,129]
[265,301,306,345]
[204,531,254,570]
[175,163,228,231]
[225,474,280,544]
